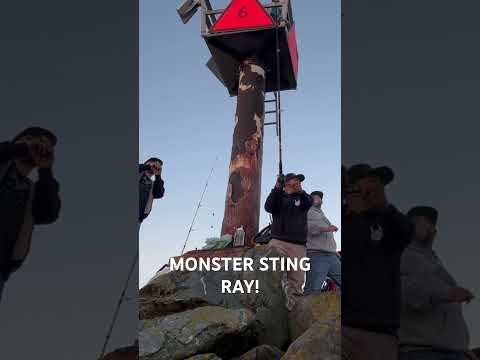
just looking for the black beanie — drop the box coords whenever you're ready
[407,206,438,226]
[12,127,57,146]
[310,191,324,198]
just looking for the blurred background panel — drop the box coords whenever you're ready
[343,0,480,348]
[0,0,138,358]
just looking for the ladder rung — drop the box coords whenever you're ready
[264,122,277,126]
[265,110,277,114]
[264,99,276,103]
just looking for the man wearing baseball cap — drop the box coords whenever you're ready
[304,190,341,294]
[342,164,414,360]
[139,157,165,224]
[264,173,313,311]
[0,127,61,303]
[399,206,476,360]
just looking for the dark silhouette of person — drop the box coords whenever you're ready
[0,127,61,303]
[342,164,414,360]
[399,206,477,360]
[139,157,164,224]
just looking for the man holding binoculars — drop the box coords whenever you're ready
[139,157,165,224]
[0,127,61,303]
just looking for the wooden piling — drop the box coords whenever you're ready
[221,56,266,246]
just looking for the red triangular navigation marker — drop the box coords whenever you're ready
[212,0,275,33]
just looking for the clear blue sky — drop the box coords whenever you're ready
[139,0,340,287]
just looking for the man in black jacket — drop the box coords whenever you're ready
[342,164,414,360]
[0,127,61,303]
[264,173,313,310]
[139,157,165,224]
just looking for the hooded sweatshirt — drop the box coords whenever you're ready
[307,205,337,253]
[342,204,413,335]
[264,188,313,245]
[0,142,61,279]
[399,243,470,351]
[138,164,165,222]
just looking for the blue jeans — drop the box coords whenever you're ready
[304,250,341,295]
[400,350,466,360]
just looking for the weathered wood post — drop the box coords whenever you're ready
[221,56,266,246]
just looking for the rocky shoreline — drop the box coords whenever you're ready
[137,245,340,360]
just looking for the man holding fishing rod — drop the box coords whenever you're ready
[342,164,413,360]
[265,172,313,311]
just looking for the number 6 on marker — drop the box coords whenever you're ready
[211,0,275,33]
[238,6,248,18]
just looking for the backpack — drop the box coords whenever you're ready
[253,225,272,245]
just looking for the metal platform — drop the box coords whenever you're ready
[200,0,298,96]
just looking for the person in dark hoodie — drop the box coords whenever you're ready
[342,164,414,360]
[264,173,313,311]
[0,127,61,303]
[139,157,165,224]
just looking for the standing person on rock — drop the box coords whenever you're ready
[304,190,341,295]
[264,173,313,311]
[139,157,164,224]
[0,127,61,304]
[341,164,414,360]
[399,206,477,360]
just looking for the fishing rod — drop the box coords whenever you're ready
[181,156,218,255]
[99,249,138,359]
[275,15,283,176]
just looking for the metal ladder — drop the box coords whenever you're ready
[264,15,284,176]
[264,92,281,136]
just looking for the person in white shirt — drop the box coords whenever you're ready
[399,206,477,360]
[304,191,341,294]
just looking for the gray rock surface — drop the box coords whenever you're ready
[101,345,138,360]
[140,246,290,349]
[185,354,223,360]
[288,292,341,342]
[282,316,341,360]
[139,246,342,360]
[233,344,284,360]
[139,306,255,360]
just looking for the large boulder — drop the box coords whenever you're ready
[233,345,284,360]
[288,292,341,342]
[139,306,255,360]
[185,354,223,360]
[140,245,289,349]
[140,266,242,318]
[281,316,341,360]
[101,345,138,360]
